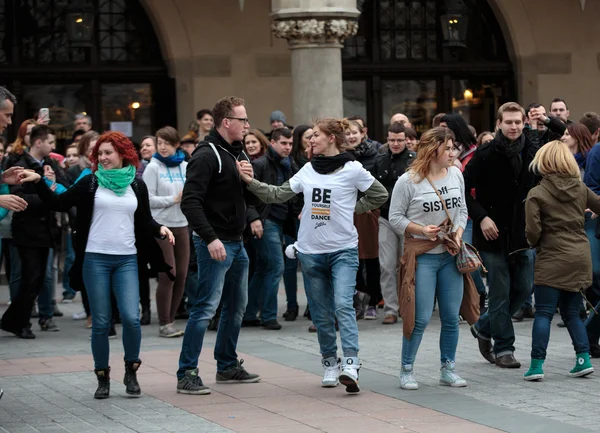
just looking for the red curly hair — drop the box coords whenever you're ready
[91,131,140,171]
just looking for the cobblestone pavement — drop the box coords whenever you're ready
[1,280,599,433]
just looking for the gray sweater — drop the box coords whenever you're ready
[389,166,468,254]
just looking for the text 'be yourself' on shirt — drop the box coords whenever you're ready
[389,165,468,254]
[289,161,375,254]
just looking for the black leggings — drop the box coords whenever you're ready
[356,258,382,307]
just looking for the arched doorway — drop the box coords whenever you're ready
[0,0,176,150]
[342,0,514,140]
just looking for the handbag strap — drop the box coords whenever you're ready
[425,176,454,229]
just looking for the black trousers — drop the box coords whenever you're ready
[356,258,382,307]
[1,246,49,332]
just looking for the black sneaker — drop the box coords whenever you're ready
[216,359,260,384]
[241,318,261,327]
[262,320,282,330]
[16,327,36,339]
[39,318,60,332]
[177,369,211,395]
[590,343,600,358]
[53,301,63,317]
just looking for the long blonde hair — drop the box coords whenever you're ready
[529,140,581,177]
[408,127,455,181]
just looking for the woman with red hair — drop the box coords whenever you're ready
[18,131,175,400]
[3,119,36,169]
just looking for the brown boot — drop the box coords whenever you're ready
[495,353,521,369]
[470,325,495,364]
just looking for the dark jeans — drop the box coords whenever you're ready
[245,219,285,323]
[38,249,55,320]
[586,300,600,343]
[356,258,382,307]
[473,249,534,356]
[531,285,590,359]
[177,238,249,378]
[1,246,49,333]
[283,233,298,310]
[62,232,76,298]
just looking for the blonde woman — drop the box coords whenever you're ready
[524,140,600,381]
[389,127,468,390]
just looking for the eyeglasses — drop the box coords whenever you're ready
[226,117,250,125]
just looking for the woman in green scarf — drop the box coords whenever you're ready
[18,131,174,400]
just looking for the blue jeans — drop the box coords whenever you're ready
[62,232,76,298]
[473,249,534,356]
[185,269,200,310]
[297,248,359,359]
[531,285,590,359]
[38,249,55,320]
[83,253,141,370]
[245,219,285,323]
[462,220,486,295]
[177,238,249,378]
[402,252,463,366]
[283,233,298,310]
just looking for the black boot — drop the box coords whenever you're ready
[124,360,142,397]
[94,368,111,399]
[283,306,299,322]
[140,308,151,326]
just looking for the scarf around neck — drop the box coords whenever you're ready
[153,150,185,167]
[310,152,355,175]
[268,146,291,172]
[495,132,526,178]
[95,164,136,196]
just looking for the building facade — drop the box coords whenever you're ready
[1,0,598,146]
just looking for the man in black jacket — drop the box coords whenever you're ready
[464,102,538,369]
[244,127,300,330]
[371,122,415,324]
[177,96,261,395]
[1,124,70,339]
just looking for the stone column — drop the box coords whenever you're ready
[271,1,359,125]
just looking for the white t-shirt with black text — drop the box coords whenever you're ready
[289,161,375,254]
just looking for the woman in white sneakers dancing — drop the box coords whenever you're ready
[238,118,388,393]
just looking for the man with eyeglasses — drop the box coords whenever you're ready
[371,122,415,324]
[177,96,261,396]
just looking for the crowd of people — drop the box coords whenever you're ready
[1,84,599,399]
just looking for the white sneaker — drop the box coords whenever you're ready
[72,311,87,320]
[169,323,184,337]
[400,365,419,390]
[440,361,467,387]
[321,357,340,387]
[338,357,361,393]
[159,324,182,338]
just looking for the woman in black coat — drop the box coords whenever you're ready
[18,131,174,400]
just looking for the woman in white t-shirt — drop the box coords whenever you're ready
[18,132,175,400]
[388,127,468,390]
[238,118,388,393]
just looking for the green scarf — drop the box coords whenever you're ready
[95,164,136,196]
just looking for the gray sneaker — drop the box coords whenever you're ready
[216,359,260,384]
[159,324,182,338]
[177,369,211,395]
[39,318,60,332]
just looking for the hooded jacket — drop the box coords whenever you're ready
[525,175,600,291]
[142,156,188,227]
[181,129,260,244]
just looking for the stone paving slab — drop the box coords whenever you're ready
[2,281,600,432]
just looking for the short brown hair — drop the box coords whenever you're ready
[405,127,418,139]
[432,113,446,127]
[388,122,406,135]
[497,102,526,122]
[156,126,180,146]
[213,96,245,128]
[579,112,600,137]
